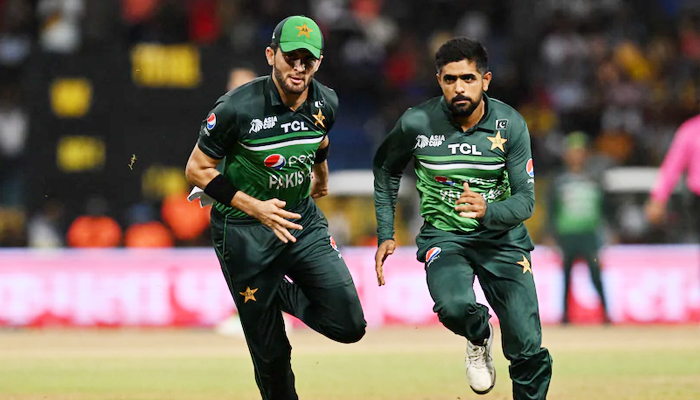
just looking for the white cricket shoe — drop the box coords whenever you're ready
[465,322,496,394]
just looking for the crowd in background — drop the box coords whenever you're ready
[1,0,699,247]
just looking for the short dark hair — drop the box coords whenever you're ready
[435,37,489,74]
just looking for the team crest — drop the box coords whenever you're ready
[264,154,286,170]
[207,113,216,130]
[426,247,442,266]
[526,158,534,177]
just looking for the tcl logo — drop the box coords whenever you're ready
[448,143,482,155]
[280,120,311,133]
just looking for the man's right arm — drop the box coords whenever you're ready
[373,118,414,245]
[184,145,265,216]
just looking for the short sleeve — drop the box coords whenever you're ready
[196,100,238,159]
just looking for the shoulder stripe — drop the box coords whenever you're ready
[239,136,324,151]
[418,160,505,171]
[247,131,323,145]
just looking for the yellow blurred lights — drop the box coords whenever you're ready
[50,78,92,118]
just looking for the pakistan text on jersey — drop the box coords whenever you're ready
[269,170,309,189]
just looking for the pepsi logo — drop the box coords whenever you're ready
[526,158,534,177]
[264,154,286,170]
[207,113,216,130]
[426,247,442,265]
[330,236,339,252]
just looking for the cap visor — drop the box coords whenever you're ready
[279,42,321,58]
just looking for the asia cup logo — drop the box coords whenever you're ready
[425,247,441,266]
[526,158,534,177]
[206,113,216,130]
[264,154,286,170]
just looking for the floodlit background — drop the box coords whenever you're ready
[0,0,699,399]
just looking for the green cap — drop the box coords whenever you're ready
[566,131,589,150]
[271,16,324,59]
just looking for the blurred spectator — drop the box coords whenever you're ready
[0,206,26,246]
[227,65,257,92]
[27,200,65,248]
[187,0,220,44]
[37,0,84,53]
[547,132,610,325]
[0,85,28,207]
[0,0,33,83]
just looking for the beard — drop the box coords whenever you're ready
[448,92,482,117]
[273,65,309,95]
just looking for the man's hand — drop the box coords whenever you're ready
[309,172,329,198]
[644,198,666,225]
[455,182,486,218]
[249,198,303,243]
[374,239,396,286]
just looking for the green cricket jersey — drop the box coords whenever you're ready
[374,94,535,245]
[548,171,603,235]
[197,76,338,219]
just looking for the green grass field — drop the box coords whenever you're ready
[1,325,699,400]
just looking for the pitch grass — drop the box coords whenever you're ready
[1,325,699,400]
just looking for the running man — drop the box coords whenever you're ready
[373,38,552,399]
[645,113,700,233]
[185,15,366,400]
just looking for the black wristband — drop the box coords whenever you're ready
[203,175,238,205]
[314,143,330,164]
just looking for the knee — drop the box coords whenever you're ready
[338,325,366,344]
[336,314,366,344]
[436,297,480,323]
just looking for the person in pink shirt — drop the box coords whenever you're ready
[646,114,700,227]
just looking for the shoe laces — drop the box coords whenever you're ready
[468,342,487,368]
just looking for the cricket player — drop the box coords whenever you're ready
[646,113,700,233]
[547,132,610,325]
[373,38,552,399]
[185,15,366,400]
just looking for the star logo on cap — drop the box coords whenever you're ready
[239,287,258,303]
[296,23,312,39]
[517,255,532,274]
[313,109,325,128]
[488,131,507,152]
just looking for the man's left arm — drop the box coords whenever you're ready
[480,123,535,230]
